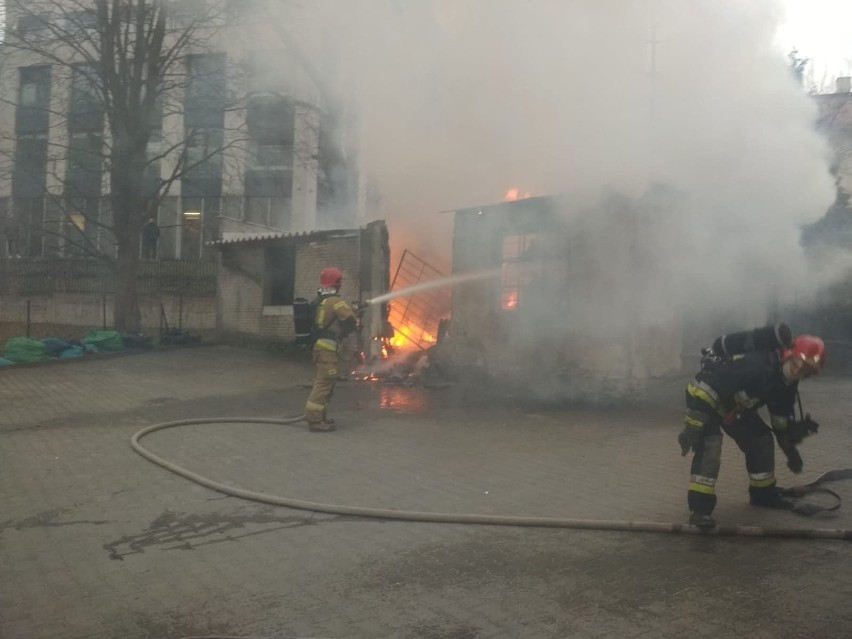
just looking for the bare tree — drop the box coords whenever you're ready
[802,87,852,251]
[0,0,244,331]
[788,48,809,88]
[815,87,852,194]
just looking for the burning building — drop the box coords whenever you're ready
[442,188,736,402]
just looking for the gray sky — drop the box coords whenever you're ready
[777,0,852,87]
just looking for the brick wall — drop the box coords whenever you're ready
[217,244,266,336]
[294,237,361,301]
[217,234,363,342]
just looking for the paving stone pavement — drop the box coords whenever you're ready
[2,345,852,639]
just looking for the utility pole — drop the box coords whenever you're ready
[644,13,663,184]
[645,17,661,149]
[645,18,662,127]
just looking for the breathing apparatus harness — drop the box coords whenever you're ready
[312,289,340,342]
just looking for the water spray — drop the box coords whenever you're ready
[365,268,501,306]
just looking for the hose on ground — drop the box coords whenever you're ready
[131,417,852,541]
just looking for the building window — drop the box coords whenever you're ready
[16,66,52,134]
[264,246,296,306]
[244,94,293,229]
[501,233,540,311]
[246,94,294,147]
[69,65,103,132]
[65,133,103,198]
[185,53,226,129]
[251,142,290,170]
[183,54,225,202]
[13,135,49,198]
[182,128,224,198]
[316,117,337,209]
[0,198,11,256]
[244,173,292,229]
[65,9,98,33]
[245,97,293,205]
[12,198,46,257]
[180,202,202,260]
[145,130,164,197]
[185,127,223,173]
[17,13,49,38]
[179,196,220,260]
[220,195,243,221]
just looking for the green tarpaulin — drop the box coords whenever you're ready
[3,338,48,363]
[81,330,125,352]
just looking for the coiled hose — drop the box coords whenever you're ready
[131,416,852,541]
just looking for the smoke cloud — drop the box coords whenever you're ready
[318,0,834,321]
[305,1,837,333]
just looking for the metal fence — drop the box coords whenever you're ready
[0,258,218,296]
[388,249,451,351]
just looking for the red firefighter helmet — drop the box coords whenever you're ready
[319,266,343,289]
[782,335,826,373]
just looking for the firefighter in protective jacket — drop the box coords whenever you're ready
[304,267,357,432]
[679,331,826,529]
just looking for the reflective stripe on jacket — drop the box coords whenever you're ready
[690,349,797,423]
[313,295,356,352]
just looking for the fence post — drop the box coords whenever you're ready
[26,299,31,338]
[102,294,107,330]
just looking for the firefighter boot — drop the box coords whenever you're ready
[689,512,717,530]
[309,421,336,433]
[749,486,796,510]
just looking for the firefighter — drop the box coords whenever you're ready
[304,267,357,432]
[678,334,826,529]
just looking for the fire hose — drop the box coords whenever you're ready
[782,468,850,515]
[131,416,852,541]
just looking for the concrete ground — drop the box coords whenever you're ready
[2,345,852,639]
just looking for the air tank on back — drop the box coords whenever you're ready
[293,297,313,345]
[711,323,793,358]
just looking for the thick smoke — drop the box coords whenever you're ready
[314,1,836,325]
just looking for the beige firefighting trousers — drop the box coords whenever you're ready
[304,347,338,423]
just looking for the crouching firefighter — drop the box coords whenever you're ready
[304,267,357,432]
[678,325,825,530]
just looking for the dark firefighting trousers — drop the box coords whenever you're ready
[686,395,777,516]
[305,346,339,424]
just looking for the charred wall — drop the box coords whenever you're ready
[449,193,683,401]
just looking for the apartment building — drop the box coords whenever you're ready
[0,0,364,260]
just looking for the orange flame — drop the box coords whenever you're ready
[502,290,519,310]
[504,188,532,202]
[390,320,437,350]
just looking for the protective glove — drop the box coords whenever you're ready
[784,447,804,474]
[678,425,702,456]
[775,431,804,474]
[786,414,819,444]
